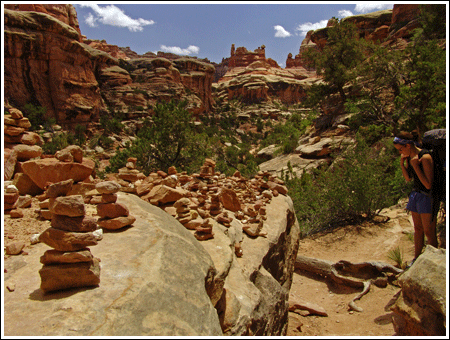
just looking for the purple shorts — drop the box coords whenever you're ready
[406,191,433,214]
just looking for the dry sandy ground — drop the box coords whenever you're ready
[3,198,445,336]
[287,204,446,337]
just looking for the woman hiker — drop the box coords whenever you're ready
[393,130,437,268]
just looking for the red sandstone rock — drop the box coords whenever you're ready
[219,188,241,212]
[49,195,86,217]
[146,185,187,205]
[9,209,24,219]
[51,215,98,232]
[96,202,129,219]
[39,258,101,293]
[5,241,26,255]
[97,215,136,230]
[40,249,94,264]
[39,227,98,251]
[21,158,95,190]
[45,179,74,198]
[89,194,118,204]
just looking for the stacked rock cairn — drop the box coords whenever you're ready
[38,179,101,293]
[92,181,136,231]
[115,157,146,193]
[4,107,42,146]
[4,183,32,218]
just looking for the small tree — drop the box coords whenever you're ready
[394,11,446,132]
[303,18,369,105]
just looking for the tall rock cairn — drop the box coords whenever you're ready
[38,179,100,293]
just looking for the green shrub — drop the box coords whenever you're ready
[286,136,409,236]
[105,147,130,174]
[74,124,87,146]
[22,103,54,131]
[42,132,76,155]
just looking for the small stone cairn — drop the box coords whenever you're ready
[116,157,146,193]
[4,183,32,218]
[199,158,216,178]
[195,218,214,241]
[4,107,43,146]
[93,181,136,230]
[38,179,101,293]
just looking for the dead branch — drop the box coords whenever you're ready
[295,255,404,312]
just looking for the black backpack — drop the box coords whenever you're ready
[422,129,446,220]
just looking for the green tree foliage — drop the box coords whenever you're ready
[286,135,410,236]
[346,44,404,131]
[259,113,311,154]
[418,4,446,39]
[303,18,369,104]
[22,103,55,131]
[394,18,446,132]
[107,100,209,174]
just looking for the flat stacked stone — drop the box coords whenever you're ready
[199,158,216,178]
[174,197,193,225]
[194,218,214,241]
[38,180,100,293]
[209,193,222,216]
[215,211,233,227]
[95,181,136,230]
[4,108,43,145]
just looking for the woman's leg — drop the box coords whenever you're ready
[411,211,425,259]
[421,212,438,248]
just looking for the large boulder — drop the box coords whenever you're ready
[3,190,300,336]
[3,192,222,336]
[391,246,446,336]
[21,157,95,190]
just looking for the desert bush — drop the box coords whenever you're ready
[286,135,410,236]
[42,132,76,155]
[22,103,55,131]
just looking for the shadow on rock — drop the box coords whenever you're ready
[28,285,98,301]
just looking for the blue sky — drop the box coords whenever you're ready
[73,2,396,66]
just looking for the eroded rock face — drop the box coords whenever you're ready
[391,246,446,336]
[100,57,215,117]
[4,8,115,127]
[214,62,311,105]
[4,3,82,38]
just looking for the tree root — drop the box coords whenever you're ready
[348,280,372,312]
[295,255,403,313]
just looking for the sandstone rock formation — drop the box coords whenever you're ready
[99,56,215,118]
[4,3,82,38]
[391,246,446,336]
[214,55,314,105]
[4,7,115,127]
[3,191,299,336]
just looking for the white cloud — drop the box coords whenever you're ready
[295,19,328,37]
[85,12,98,28]
[274,25,292,38]
[338,10,354,18]
[354,3,394,13]
[160,45,200,56]
[80,4,154,32]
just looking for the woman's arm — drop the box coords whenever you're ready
[410,154,434,190]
